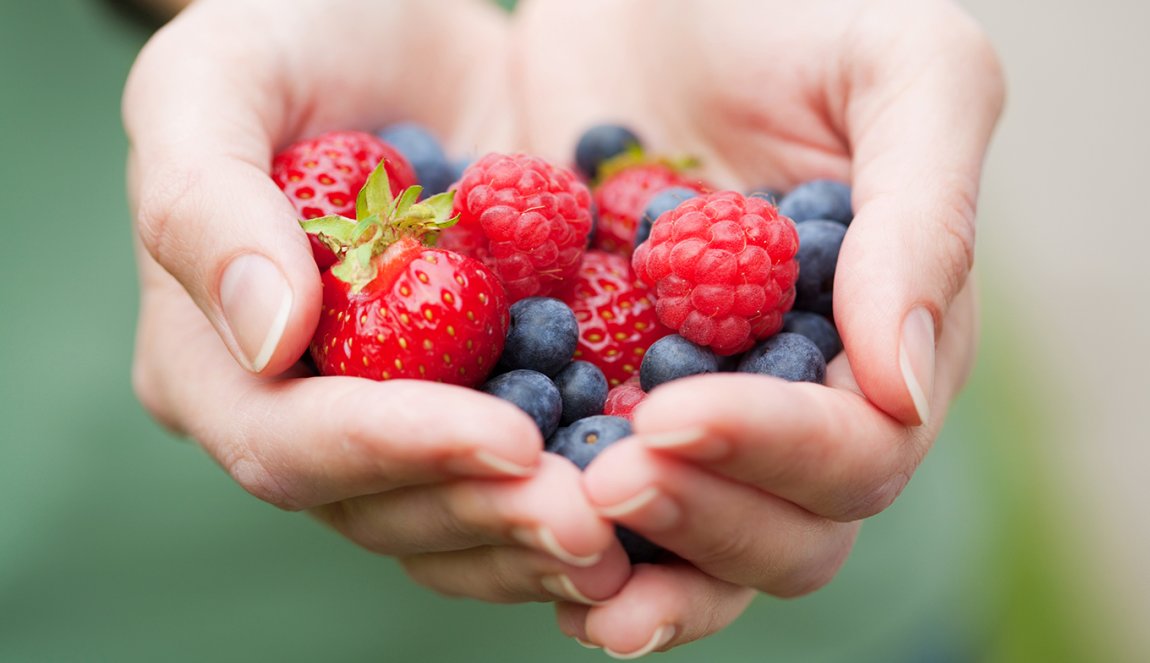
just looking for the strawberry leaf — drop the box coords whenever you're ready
[357,160,395,220]
[331,243,378,291]
[300,215,358,255]
[394,185,424,217]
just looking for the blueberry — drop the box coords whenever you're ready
[546,415,665,563]
[794,219,847,317]
[634,186,699,248]
[377,122,455,196]
[615,526,663,565]
[481,370,563,439]
[779,180,853,225]
[782,311,842,362]
[545,415,632,470]
[498,297,579,377]
[554,361,609,426]
[639,334,719,392]
[575,124,642,180]
[748,188,783,206]
[737,333,827,384]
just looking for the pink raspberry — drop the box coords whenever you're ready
[441,153,593,302]
[631,191,799,356]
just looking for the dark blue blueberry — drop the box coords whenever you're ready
[545,415,632,470]
[634,186,699,248]
[575,124,642,180]
[779,179,853,225]
[481,370,563,439]
[639,334,719,392]
[498,297,579,377]
[377,122,455,196]
[615,526,663,565]
[554,361,609,426]
[546,415,665,563]
[737,332,827,384]
[794,219,847,317]
[782,311,842,362]
[449,156,472,186]
[748,188,783,206]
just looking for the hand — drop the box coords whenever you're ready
[124,0,632,606]
[509,0,1003,655]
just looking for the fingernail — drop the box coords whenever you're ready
[219,254,293,372]
[445,449,536,478]
[642,428,727,459]
[575,638,601,650]
[542,574,605,605]
[597,487,681,531]
[899,307,935,425]
[604,625,676,660]
[510,526,602,568]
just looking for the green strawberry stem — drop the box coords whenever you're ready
[596,145,700,183]
[300,160,459,290]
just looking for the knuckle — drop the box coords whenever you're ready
[218,438,303,511]
[135,164,201,275]
[771,522,857,598]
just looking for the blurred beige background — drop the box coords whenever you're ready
[963,0,1150,658]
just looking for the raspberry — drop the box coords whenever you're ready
[632,191,799,356]
[561,251,674,387]
[603,377,646,420]
[442,153,593,302]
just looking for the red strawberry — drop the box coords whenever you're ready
[632,191,799,356]
[305,163,508,387]
[273,130,418,268]
[593,159,709,256]
[440,153,593,302]
[561,251,674,387]
[603,377,646,420]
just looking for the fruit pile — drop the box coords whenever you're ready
[273,123,852,563]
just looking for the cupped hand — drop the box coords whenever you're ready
[510,0,1003,655]
[125,0,631,606]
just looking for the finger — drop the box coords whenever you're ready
[314,454,618,567]
[555,562,755,656]
[583,442,858,595]
[630,275,976,522]
[400,544,630,606]
[134,282,542,510]
[124,0,512,375]
[836,2,1005,425]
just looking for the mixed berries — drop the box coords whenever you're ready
[274,121,852,565]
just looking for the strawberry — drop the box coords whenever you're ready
[592,154,710,256]
[561,251,674,387]
[440,153,593,302]
[304,162,508,387]
[273,130,418,268]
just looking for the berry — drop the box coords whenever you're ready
[793,219,847,318]
[593,163,708,256]
[562,251,674,386]
[782,311,842,362]
[737,332,827,384]
[498,297,579,377]
[632,191,800,356]
[638,334,720,392]
[482,369,563,440]
[546,416,664,564]
[545,415,633,470]
[634,186,700,249]
[748,189,782,206]
[778,179,853,225]
[554,361,609,425]
[441,153,593,301]
[377,122,455,197]
[574,124,641,180]
[306,163,507,388]
[273,130,417,268]
[603,377,647,420]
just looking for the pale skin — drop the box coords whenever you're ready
[125,0,1004,657]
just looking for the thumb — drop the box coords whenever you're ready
[835,11,1004,425]
[124,21,320,376]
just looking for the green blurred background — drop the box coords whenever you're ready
[1,1,1143,661]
